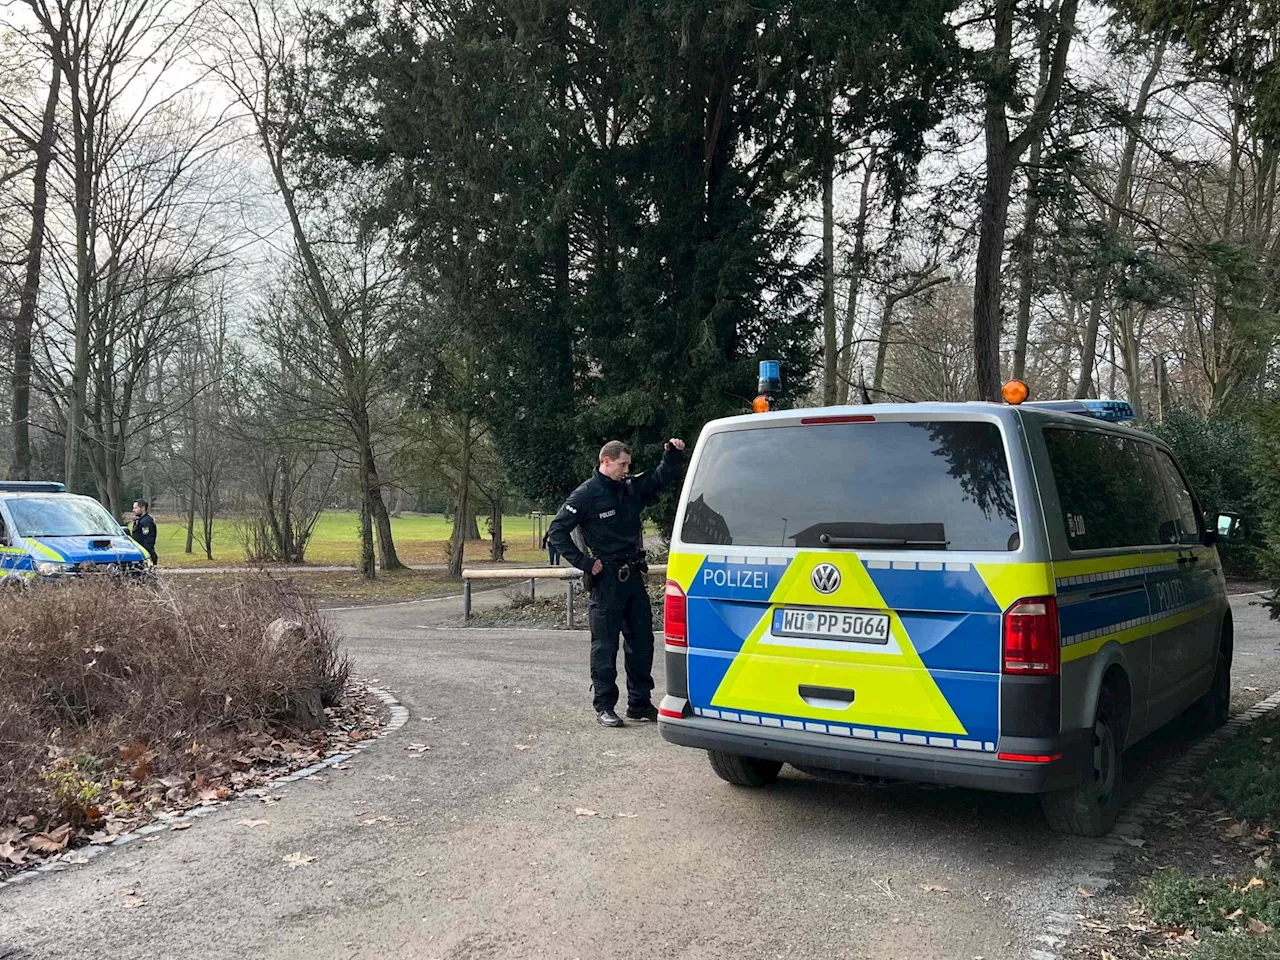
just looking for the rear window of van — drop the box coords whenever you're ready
[680,420,1019,551]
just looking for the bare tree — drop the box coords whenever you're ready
[971,0,1079,401]
[210,0,405,576]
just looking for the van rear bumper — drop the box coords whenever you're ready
[659,715,1091,794]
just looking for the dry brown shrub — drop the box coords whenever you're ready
[0,576,349,823]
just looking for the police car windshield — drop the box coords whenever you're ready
[681,419,1019,551]
[6,497,121,538]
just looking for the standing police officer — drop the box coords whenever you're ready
[130,499,158,566]
[547,438,686,727]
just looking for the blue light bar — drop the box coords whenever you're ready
[0,480,66,493]
[1023,399,1136,423]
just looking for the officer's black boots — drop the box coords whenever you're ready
[597,709,624,728]
[626,704,659,722]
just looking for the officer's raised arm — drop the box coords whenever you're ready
[546,489,591,572]
[637,438,686,504]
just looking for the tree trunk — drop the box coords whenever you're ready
[872,297,896,396]
[65,86,96,494]
[1012,132,1044,381]
[449,414,474,579]
[973,154,1015,400]
[185,485,196,554]
[10,64,60,481]
[358,496,375,579]
[974,0,1079,401]
[821,104,838,406]
[364,447,404,570]
[837,149,876,405]
[490,502,504,562]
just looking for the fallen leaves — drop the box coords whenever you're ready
[574,808,598,817]
[0,841,26,865]
[1,678,386,881]
[281,852,316,869]
[920,883,950,893]
[361,816,393,826]
[1247,918,1271,935]
[27,824,72,854]
[1078,887,1095,898]
[234,819,270,829]
[1121,836,1146,848]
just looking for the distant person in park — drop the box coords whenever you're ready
[542,529,561,566]
[130,500,158,565]
[547,438,686,728]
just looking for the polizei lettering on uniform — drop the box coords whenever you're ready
[702,567,769,589]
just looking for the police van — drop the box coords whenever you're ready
[0,482,151,582]
[657,385,1240,836]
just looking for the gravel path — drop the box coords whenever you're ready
[0,593,1275,960]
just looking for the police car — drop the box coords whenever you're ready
[0,481,151,582]
[657,379,1239,836]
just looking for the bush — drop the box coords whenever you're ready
[1147,410,1262,578]
[1250,402,1280,615]
[0,577,349,824]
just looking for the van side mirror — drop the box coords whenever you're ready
[1215,512,1246,544]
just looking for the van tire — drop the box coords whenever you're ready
[1190,620,1232,731]
[708,751,783,787]
[1040,692,1123,837]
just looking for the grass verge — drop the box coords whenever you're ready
[1084,714,1280,959]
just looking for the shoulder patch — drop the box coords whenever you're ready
[563,503,577,514]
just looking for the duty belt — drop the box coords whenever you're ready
[604,557,646,582]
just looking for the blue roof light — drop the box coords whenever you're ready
[0,481,66,493]
[1022,399,1136,423]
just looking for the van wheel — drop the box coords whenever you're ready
[708,751,783,787]
[1040,693,1123,837]
[1191,622,1232,731]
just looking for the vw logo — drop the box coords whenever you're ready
[811,563,841,594]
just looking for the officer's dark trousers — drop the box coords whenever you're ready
[588,569,654,713]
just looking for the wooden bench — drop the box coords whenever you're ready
[460,564,667,627]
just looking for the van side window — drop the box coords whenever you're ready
[1043,428,1165,550]
[1152,450,1202,545]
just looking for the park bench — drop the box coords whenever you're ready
[460,564,668,627]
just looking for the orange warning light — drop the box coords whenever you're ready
[752,395,771,414]
[1002,379,1030,405]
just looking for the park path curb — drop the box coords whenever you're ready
[1026,688,1280,960]
[0,685,409,894]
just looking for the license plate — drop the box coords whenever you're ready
[771,607,891,644]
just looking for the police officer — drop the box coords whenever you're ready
[547,438,686,727]
[130,500,158,565]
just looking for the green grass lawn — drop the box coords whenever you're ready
[153,511,551,568]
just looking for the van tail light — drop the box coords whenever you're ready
[1002,597,1059,676]
[664,580,688,647]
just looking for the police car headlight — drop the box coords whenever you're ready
[36,560,73,576]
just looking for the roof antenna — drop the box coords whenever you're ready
[859,378,872,405]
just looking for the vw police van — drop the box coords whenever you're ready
[657,387,1238,836]
[0,482,150,581]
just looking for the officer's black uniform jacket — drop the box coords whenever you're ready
[131,513,158,563]
[547,447,685,572]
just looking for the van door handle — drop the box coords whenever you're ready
[799,685,855,709]
[1178,555,1200,564]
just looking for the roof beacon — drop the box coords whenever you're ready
[754,360,781,414]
